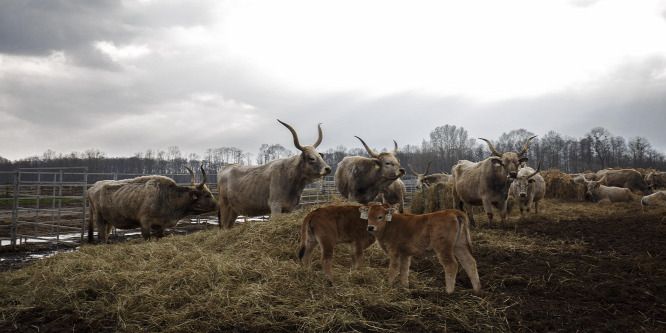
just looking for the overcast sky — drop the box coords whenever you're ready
[1,0,665,162]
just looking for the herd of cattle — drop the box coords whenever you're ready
[85,120,666,292]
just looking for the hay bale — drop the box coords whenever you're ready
[409,182,455,214]
[542,169,585,200]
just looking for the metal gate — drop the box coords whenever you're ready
[6,167,88,249]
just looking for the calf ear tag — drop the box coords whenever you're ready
[385,213,392,222]
[360,211,368,219]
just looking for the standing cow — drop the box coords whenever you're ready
[217,120,332,228]
[360,203,481,294]
[509,165,545,216]
[375,179,407,213]
[335,137,406,204]
[451,136,536,226]
[408,161,452,189]
[87,166,218,243]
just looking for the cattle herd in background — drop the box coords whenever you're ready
[85,120,666,293]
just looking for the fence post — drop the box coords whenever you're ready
[10,170,19,249]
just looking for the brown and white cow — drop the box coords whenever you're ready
[509,165,545,216]
[87,166,218,243]
[335,137,406,205]
[217,120,332,228]
[408,161,452,189]
[583,176,633,203]
[451,136,536,226]
[594,169,650,195]
[374,179,406,213]
[360,204,481,294]
[641,190,666,206]
[298,204,389,283]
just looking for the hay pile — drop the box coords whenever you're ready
[409,182,455,214]
[542,169,585,200]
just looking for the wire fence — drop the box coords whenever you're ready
[0,169,417,249]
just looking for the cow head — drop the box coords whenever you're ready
[582,176,603,202]
[278,119,332,178]
[409,161,432,189]
[480,135,536,182]
[355,136,406,181]
[514,164,541,198]
[360,203,400,232]
[184,165,219,212]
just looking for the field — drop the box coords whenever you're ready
[0,198,665,332]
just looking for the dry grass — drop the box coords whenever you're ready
[542,169,585,200]
[1,198,665,332]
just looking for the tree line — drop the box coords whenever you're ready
[1,125,664,175]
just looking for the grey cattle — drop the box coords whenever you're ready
[217,120,332,228]
[87,166,218,243]
[408,161,452,189]
[583,176,633,203]
[509,165,545,216]
[594,169,650,195]
[451,136,536,226]
[641,190,666,206]
[375,178,407,213]
[645,171,666,190]
[335,137,406,205]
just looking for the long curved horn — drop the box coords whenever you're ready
[526,162,541,179]
[408,164,418,176]
[277,119,304,151]
[517,135,538,156]
[392,140,398,155]
[424,161,432,176]
[479,138,502,157]
[184,165,196,185]
[355,136,379,158]
[313,123,323,148]
[199,165,207,188]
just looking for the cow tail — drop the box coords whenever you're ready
[456,212,473,254]
[298,218,314,260]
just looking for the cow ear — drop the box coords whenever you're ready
[391,203,400,212]
[528,179,535,183]
[519,157,529,164]
[490,157,503,166]
[359,206,368,220]
[189,190,198,200]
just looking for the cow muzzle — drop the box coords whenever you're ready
[519,193,527,198]
[367,225,376,232]
[322,166,332,175]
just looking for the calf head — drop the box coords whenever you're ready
[583,177,602,201]
[480,135,536,182]
[278,120,332,178]
[356,136,406,181]
[409,161,432,189]
[184,165,219,213]
[514,164,541,198]
[360,203,400,233]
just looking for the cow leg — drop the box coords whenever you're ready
[388,252,400,286]
[220,209,238,229]
[320,242,335,284]
[398,255,412,288]
[99,221,112,244]
[350,240,365,270]
[226,211,239,229]
[154,226,165,238]
[456,200,476,227]
[300,235,318,268]
[499,201,508,225]
[534,201,539,214]
[139,218,152,240]
[482,199,495,224]
[437,250,459,294]
[454,246,481,295]
[269,201,282,217]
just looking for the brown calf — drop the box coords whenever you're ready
[298,204,388,283]
[360,204,481,294]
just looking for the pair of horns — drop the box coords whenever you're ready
[480,135,537,157]
[277,119,322,151]
[355,136,398,158]
[409,161,432,176]
[184,165,207,188]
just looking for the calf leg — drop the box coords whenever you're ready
[437,250,459,294]
[454,246,481,295]
[399,255,412,288]
[388,252,400,286]
[320,242,335,284]
[350,240,366,270]
[299,235,318,268]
